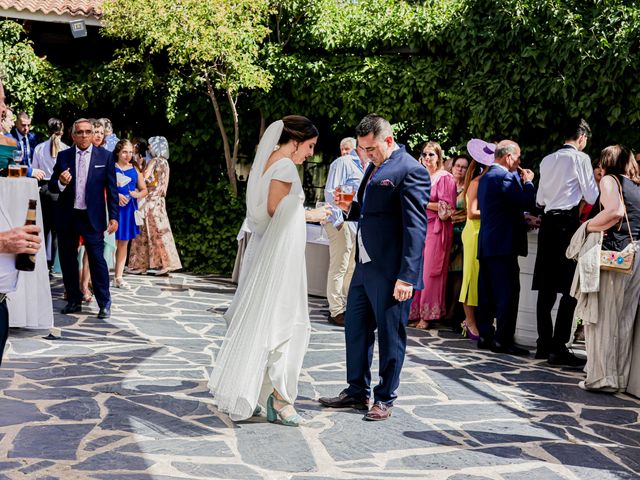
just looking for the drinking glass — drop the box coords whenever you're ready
[315,201,328,241]
[12,149,23,166]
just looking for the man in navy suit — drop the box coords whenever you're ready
[7,112,37,165]
[476,140,535,355]
[320,114,430,421]
[49,118,119,319]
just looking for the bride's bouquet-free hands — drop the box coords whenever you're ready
[305,204,332,223]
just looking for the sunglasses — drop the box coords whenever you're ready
[419,152,437,158]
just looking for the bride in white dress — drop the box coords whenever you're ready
[209,116,330,426]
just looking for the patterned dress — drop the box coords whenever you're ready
[128,157,182,272]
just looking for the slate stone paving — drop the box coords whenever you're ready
[0,273,639,479]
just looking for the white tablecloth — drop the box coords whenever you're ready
[232,222,329,297]
[514,231,560,347]
[305,224,329,297]
[0,177,54,329]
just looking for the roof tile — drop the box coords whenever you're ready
[0,0,103,19]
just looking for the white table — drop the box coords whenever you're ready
[514,231,560,347]
[231,222,330,297]
[0,177,54,329]
[305,223,329,297]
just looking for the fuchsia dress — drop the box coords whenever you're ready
[409,170,457,323]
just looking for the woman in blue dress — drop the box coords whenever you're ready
[113,139,147,287]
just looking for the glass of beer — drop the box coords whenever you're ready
[8,165,20,177]
[19,164,28,177]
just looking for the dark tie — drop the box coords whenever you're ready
[21,137,29,166]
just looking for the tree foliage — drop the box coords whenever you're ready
[102,0,273,193]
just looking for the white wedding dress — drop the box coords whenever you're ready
[209,126,311,421]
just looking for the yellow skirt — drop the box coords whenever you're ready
[459,219,480,307]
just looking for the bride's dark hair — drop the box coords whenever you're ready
[278,115,318,145]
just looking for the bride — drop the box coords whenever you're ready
[209,116,330,426]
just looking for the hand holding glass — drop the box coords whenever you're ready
[334,184,355,211]
[315,201,329,241]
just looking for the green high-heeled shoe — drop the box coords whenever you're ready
[266,394,302,427]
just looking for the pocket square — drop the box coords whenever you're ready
[378,179,395,187]
[94,165,106,169]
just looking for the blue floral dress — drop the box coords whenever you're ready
[115,165,140,241]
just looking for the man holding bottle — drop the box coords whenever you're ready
[0,217,42,366]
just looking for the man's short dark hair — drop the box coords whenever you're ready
[355,114,393,140]
[562,118,591,141]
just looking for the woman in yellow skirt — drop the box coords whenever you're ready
[459,139,495,339]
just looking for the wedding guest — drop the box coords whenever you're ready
[444,154,469,328]
[33,118,69,269]
[323,137,366,326]
[568,145,640,392]
[476,141,535,355]
[128,136,182,275]
[209,116,330,425]
[409,141,457,329]
[0,112,18,170]
[91,119,106,148]
[7,112,37,165]
[579,158,605,223]
[459,140,495,339]
[534,118,598,366]
[0,224,41,365]
[113,140,147,288]
[131,137,149,172]
[101,118,119,152]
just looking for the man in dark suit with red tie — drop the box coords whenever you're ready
[476,140,536,355]
[319,114,430,421]
[49,118,119,319]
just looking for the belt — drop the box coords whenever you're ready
[545,206,580,217]
[0,293,7,304]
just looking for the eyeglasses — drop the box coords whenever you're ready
[419,152,436,158]
[75,129,93,136]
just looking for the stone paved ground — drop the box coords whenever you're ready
[1,274,639,480]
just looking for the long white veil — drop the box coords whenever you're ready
[246,120,284,234]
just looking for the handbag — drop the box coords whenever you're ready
[134,209,144,226]
[599,176,635,274]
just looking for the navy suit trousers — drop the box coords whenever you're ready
[58,210,111,309]
[477,255,520,345]
[344,263,411,405]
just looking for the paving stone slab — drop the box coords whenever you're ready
[9,424,95,460]
[72,452,152,471]
[388,446,539,470]
[0,398,49,426]
[46,398,101,420]
[171,462,262,479]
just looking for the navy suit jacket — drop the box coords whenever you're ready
[7,129,37,163]
[48,146,119,232]
[477,164,535,258]
[347,145,430,288]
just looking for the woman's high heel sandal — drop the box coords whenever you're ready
[266,394,301,427]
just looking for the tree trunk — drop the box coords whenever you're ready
[226,87,240,188]
[259,109,266,138]
[205,73,238,195]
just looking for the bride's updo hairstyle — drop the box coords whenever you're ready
[278,115,319,145]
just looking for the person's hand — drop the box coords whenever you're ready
[107,219,118,234]
[118,194,130,206]
[524,213,541,231]
[305,205,332,223]
[393,280,413,302]
[31,168,45,181]
[0,225,41,255]
[519,168,534,183]
[59,168,72,186]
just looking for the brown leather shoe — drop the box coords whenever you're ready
[318,391,369,410]
[364,402,392,421]
[328,312,345,327]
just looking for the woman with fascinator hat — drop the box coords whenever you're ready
[127,136,182,275]
[458,139,495,339]
[209,116,330,426]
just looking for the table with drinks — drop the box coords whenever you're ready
[0,176,54,329]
